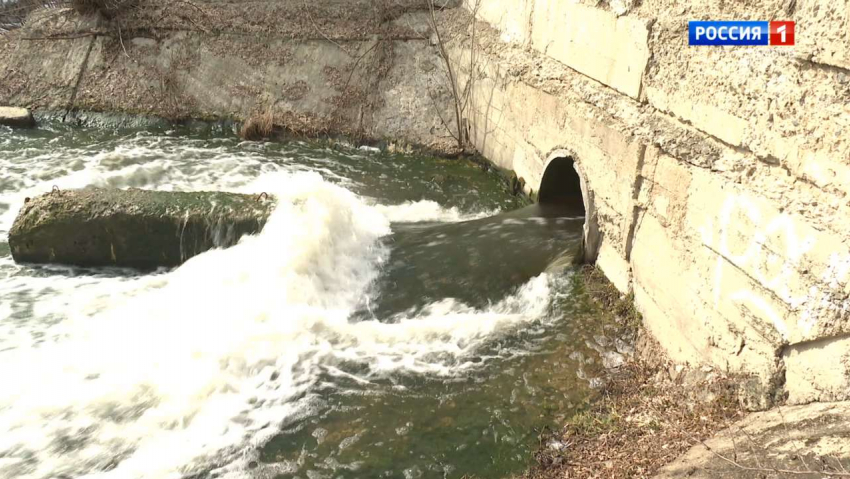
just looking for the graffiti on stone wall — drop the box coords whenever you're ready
[698,194,849,341]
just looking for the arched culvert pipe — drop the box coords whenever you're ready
[538,155,600,264]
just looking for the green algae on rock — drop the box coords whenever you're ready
[9,187,274,269]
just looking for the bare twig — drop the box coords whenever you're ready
[423,0,482,150]
[171,0,207,17]
[117,24,129,58]
[730,428,741,463]
[777,406,813,472]
[735,426,767,470]
[23,31,98,40]
[461,0,481,113]
[695,437,850,477]
[340,40,380,98]
[427,88,460,142]
[303,0,351,57]
[836,456,850,474]
[424,0,465,148]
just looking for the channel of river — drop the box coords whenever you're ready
[0,122,617,479]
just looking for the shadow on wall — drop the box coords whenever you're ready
[538,156,600,264]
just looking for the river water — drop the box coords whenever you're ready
[0,123,615,479]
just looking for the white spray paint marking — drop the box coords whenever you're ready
[705,194,816,340]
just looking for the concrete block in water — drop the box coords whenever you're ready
[8,187,275,269]
[0,107,35,128]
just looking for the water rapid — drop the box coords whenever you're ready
[0,123,607,479]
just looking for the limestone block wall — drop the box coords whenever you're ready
[457,0,850,407]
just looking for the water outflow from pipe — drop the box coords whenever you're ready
[363,204,583,319]
[0,124,599,479]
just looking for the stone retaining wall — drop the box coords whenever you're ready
[455,0,850,407]
[0,2,457,151]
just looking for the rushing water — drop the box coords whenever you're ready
[0,122,615,479]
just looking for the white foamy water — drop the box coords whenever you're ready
[373,200,498,223]
[0,133,556,479]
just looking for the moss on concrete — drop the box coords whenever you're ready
[9,187,275,269]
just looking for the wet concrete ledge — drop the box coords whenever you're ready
[9,187,275,269]
[33,109,469,159]
[0,106,34,127]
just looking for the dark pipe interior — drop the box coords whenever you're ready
[538,157,585,216]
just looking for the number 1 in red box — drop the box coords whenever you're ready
[770,21,795,46]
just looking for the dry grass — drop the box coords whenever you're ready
[513,266,746,479]
[518,347,745,479]
[239,109,275,141]
[70,0,136,16]
[579,265,642,343]
[0,0,64,31]
[580,265,640,328]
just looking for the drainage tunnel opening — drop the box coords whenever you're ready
[538,156,599,264]
[538,157,585,216]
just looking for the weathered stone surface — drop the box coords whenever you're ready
[9,188,274,269]
[464,0,534,45]
[529,2,650,99]
[0,106,34,127]
[642,1,850,197]
[0,5,458,153]
[452,1,850,406]
[784,336,850,404]
[655,402,850,478]
[469,0,650,98]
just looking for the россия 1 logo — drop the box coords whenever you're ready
[689,21,795,46]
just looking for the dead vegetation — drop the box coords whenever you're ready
[0,0,134,29]
[533,268,849,478]
[525,267,849,478]
[580,265,642,333]
[519,348,744,478]
[239,108,274,141]
[513,267,745,478]
[423,0,482,151]
[69,0,135,16]
[0,0,63,32]
[1,0,464,152]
